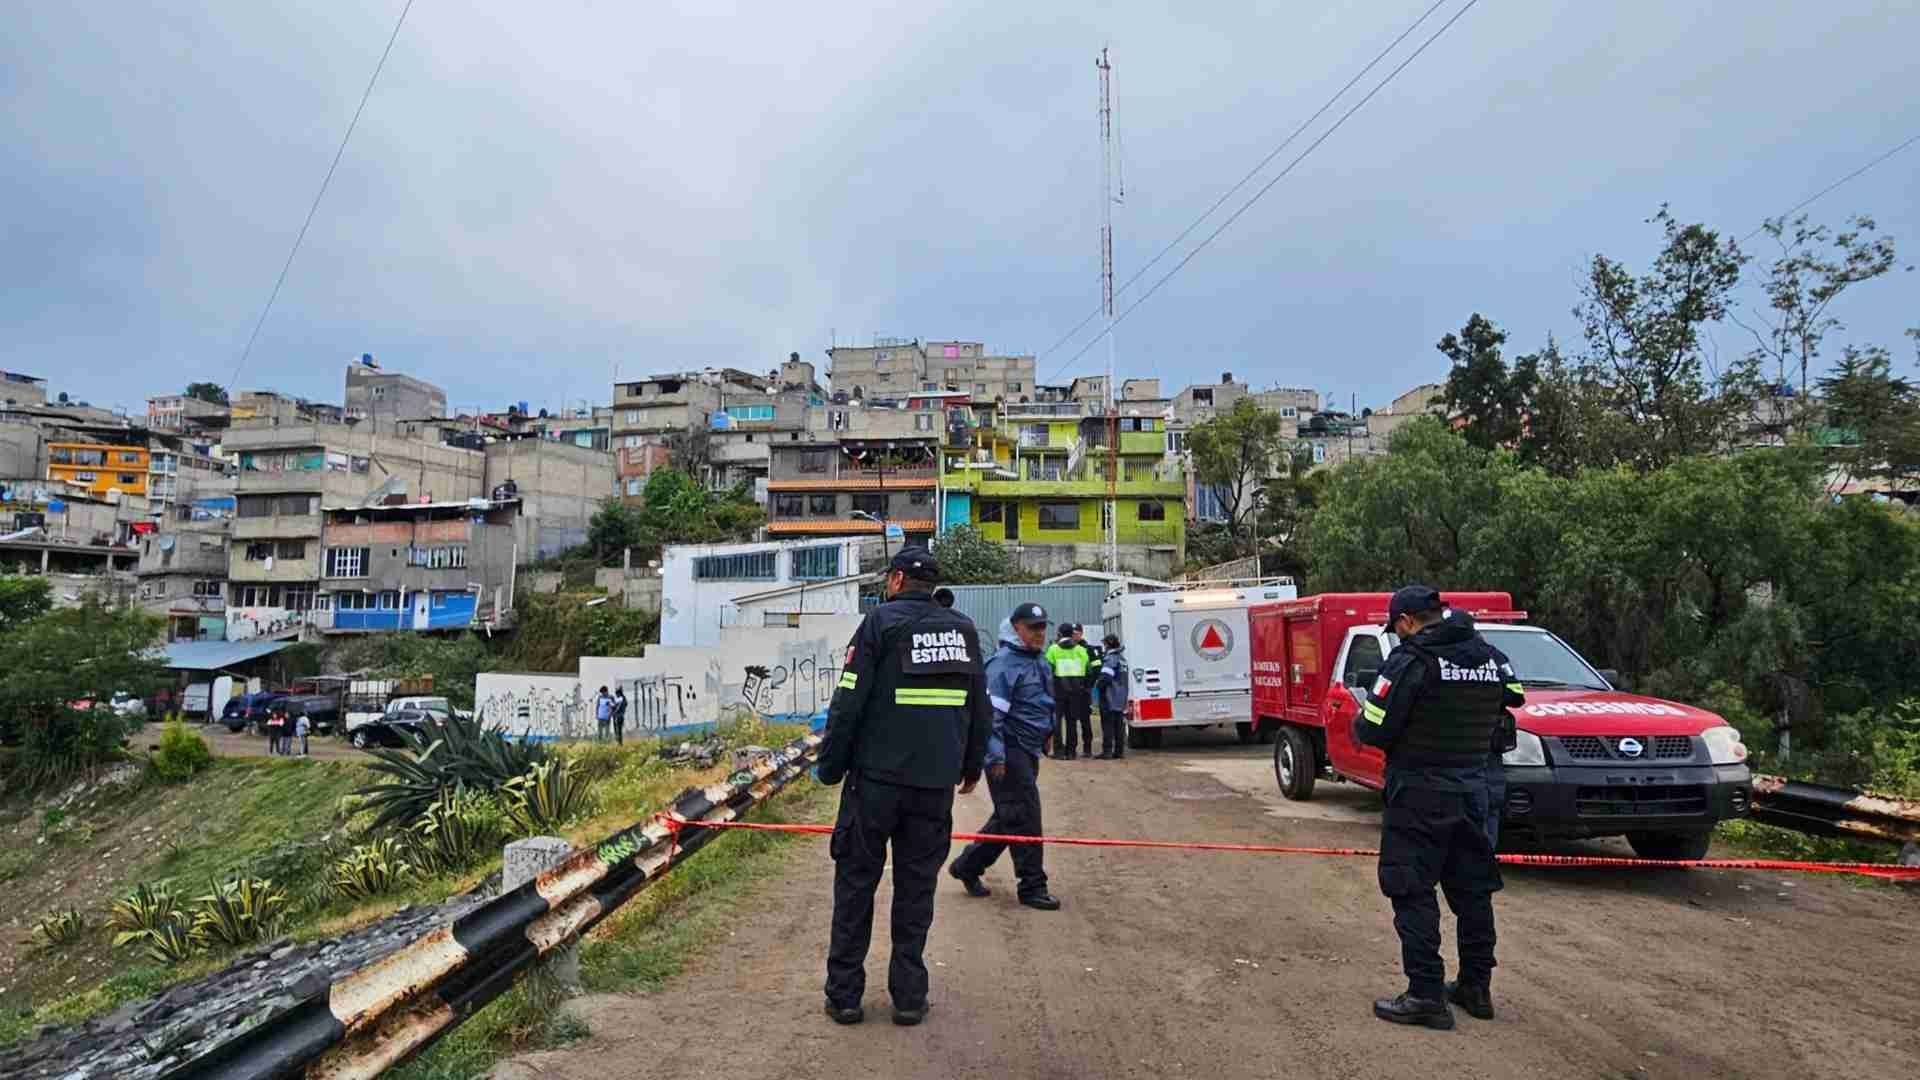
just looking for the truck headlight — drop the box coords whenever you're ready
[1502,729,1546,767]
[1701,725,1747,764]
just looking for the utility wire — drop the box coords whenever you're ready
[1740,130,1920,242]
[225,0,418,396]
[1032,0,1453,372]
[1046,0,1481,382]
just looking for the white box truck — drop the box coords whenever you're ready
[1100,579,1298,749]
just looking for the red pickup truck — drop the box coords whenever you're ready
[1248,592,1753,859]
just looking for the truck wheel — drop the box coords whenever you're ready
[1626,829,1712,861]
[350,729,371,750]
[1235,722,1255,745]
[1273,726,1317,801]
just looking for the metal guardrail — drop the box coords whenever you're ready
[1749,774,1920,846]
[166,732,822,1080]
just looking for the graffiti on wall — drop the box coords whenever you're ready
[474,674,592,741]
[627,672,696,733]
[227,606,309,642]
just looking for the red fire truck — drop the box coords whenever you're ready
[1248,592,1753,858]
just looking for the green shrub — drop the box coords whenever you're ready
[330,837,418,901]
[411,789,508,873]
[503,759,597,833]
[356,714,547,831]
[109,881,180,936]
[150,720,213,782]
[33,907,88,947]
[189,877,288,949]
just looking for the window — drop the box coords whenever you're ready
[284,585,316,611]
[119,451,141,464]
[1167,431,1188,453]
[922,382,938,391]
[192,580,223,597]
[799,450,828,473]
[828,410,847,431]
[1019,423,1049,448]
[75,471,97,482]
[1281,406,1297,419]
[377,590,401,609]
[764,611,805,628]
[1312,443,1327,464]
[275,540,306,560]
[914,413,933,431]
[1342,634,1385,689]
[808,494,836,515]
[625,477,642,496]
[724,404,775,421]
[1192,388,1214,406]
[625,409,641,424]
[1029,460,1063,481]
[1137,501,1167,522]
[326,546,368,578]
[623,435,643,448]
[791,545,841,580]
[72,449,105,466]
[692,551,777,580]
[1008,381,1023,392]
[408,546,468,569]
[908,489,931,505]
[975,383,987,395]
[851,493,886,516]
[1037,502,1080,530]
[978,501,1004,524]
[774,494,804,516]
[244,542,274,562]
[334,591,368,611]
[117,473,138,484]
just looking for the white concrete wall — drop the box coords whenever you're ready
[660,537,867,648]
[474,672,591,740]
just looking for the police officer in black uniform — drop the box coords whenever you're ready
[817,548,991,1028]
[1356,586,1524,1029]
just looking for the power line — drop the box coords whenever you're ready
[1741,130,1920,242]
[1046,0,1481,382]
[225,0,418,396]
[1032,0,1454,372]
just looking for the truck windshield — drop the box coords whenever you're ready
[1478,628,1609,690]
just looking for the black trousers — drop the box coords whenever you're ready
[1377,772,1501,999]
[1099,708,1125,757]
[1055,684,1091,754]
[949,747,1048,899]
[825,773,955,1011]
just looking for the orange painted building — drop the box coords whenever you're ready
[47,442,149,499]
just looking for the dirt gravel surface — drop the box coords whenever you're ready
[129,721,370,761]
[496,734,1919,1080]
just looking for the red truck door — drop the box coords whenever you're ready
[1323,627,1388,786]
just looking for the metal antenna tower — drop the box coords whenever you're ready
[1098,47,1118,574]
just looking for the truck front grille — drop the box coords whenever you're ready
[1574,784,1709,818]
[1555,735,1696,762]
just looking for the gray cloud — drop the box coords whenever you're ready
[4,1,1916,415]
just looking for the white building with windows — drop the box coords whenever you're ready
[659,536,883,648]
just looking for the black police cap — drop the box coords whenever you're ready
[1385,584,1443,631]
[1009,602,1049,626]
[888,547,941,582]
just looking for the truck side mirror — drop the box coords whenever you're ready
[1597,668,1620,689]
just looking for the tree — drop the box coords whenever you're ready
[0,575,52,634]
[1575,206,1754,468]
[184,382,229,406]
[1816,346,1920,492]
[1437,313,1537,450]
[1512,337,1637,476]
[0,603,167,786]
[587,498,648,557]
[1737,213,1901,425]
[583,469,764,567]
[930,524,1019,584]
[1186,398,1289,551]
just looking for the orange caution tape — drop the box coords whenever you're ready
[660,815,1920,881]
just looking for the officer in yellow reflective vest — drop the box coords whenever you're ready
[816,548,991,1028]
[1044,625,1092,759]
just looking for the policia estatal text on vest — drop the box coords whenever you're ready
[815,548,991,1029]
[1356,585,1524,1030]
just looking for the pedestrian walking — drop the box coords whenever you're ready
[1094,632,1130,759]
[264,707,285,755]
[817,548,990,1028]
[612,687,628,745]
[295,711,311,756]
[949,602,1063,911]
[1356,586,1525,1029]
[594,686,613,741]
[1043,624,1091,760]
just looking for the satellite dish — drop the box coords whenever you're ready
[158,536,176,552]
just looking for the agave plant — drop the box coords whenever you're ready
[355,713,547,832]
[329,837,418,901]
[190,877,288,949]
[410,788,508,873]
[118,917,198,965]
[109,881,180,937]
[502,759,597,833]
[33,906,89,947]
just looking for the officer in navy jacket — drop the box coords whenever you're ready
[817,548,990,1028]
[946,602,1064,912]
[1355,586,1524,1030]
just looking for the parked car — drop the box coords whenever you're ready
[222,692,289,734]
[280,694,343,736]
[109,692,148,720]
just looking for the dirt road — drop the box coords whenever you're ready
[499,731,1919,1080]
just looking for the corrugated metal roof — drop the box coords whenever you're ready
[941,582,1110,640]
[766,519,935,534]
[160,640,293,671]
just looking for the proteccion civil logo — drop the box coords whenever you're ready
[1190,618,1234,661]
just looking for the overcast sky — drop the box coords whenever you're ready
[4,1,1916,418]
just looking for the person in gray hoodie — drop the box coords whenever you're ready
[947,603,1062,910]
[1094,633,1130,759]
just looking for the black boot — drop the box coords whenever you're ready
[948,864,991,898]
[1445,981,1494,1020]
[823,1001,865,1025]
[1019,893,1062,911]
[1372,992,1455,1030]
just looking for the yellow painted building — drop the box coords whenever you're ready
[47,442,149,499]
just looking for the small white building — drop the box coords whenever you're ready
[660,536,881,647]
